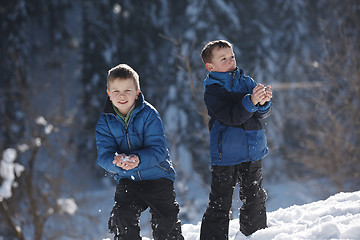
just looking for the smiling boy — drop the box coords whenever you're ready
[108,74,140,118]
[95,64,184,240]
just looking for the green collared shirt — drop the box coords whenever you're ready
[112,103,135,126]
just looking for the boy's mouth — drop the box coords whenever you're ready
[118,101,128,105]
[229,66,236,72]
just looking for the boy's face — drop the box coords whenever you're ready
[205,46,236,72]
[108,78,139,116]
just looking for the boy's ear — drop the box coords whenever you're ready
[136,89,140,99]
[205,63,213,71]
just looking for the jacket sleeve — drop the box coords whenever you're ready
[130,110,169,170]
[95,114,122,173]
[204,84,257,125]
[254,101,272,119]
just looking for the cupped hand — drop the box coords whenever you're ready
[113,154,140,170]
[251,84,266,105]
[259,85,272,105]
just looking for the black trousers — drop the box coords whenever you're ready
[108,178,184,240]
[200,160,267,239]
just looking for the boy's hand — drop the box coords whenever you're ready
[259,85,272,105]
[113,154,140,170]
[251,84,266,105]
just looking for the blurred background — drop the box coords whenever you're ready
[1,0,359,239]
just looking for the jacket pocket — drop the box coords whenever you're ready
[218,130,223,160]
[158,161,172,173]
[210,123,223,160]
[222,127,248,160]
[245,129,268,160]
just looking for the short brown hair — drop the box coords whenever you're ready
[201,40,233,63]
[107,64,140,90]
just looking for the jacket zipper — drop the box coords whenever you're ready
[158,162,172,173]
[118,116,142,179]
[231,71,236,89]
[112,114,132,152]
[218,131,223,161]
[122,116,142,180]
[125,125,131,151]
[137,171,142,180]
[122,119,142,180]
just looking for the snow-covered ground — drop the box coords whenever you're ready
[3,148,358,240]
[98,190,360,240]
[182,191,360,240]
[2,148,360,239]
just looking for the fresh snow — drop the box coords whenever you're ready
[180,191,360,240]
[100,191,360,240]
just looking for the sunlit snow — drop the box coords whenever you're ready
[99,191,360,240]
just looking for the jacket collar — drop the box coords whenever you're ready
[103,91,145,116]
[204,67,244,91]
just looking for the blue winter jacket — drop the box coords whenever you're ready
[204,68,271,166]
[95,93,176,182]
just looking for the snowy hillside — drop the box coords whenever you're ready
[104,191,360,240]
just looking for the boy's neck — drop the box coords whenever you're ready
[112,103,135,123]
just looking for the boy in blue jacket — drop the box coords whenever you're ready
[95,64,183,240]
[200,40,272,239]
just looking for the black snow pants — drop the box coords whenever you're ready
[108,178,184,240]
[200,160,267,239]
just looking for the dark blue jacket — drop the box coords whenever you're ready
[95,93,176,182]
[204,68,271,166]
